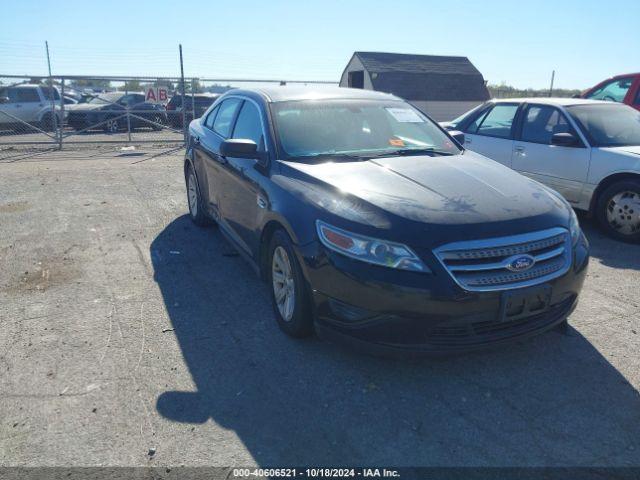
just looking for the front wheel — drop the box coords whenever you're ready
[268,230,314,338]
[151,114,164,131]
[40,113,55,132]
[595,180,640,243]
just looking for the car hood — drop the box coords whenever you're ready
[278,151,569,244]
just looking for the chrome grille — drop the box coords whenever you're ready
[434,228,572,292]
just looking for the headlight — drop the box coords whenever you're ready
[316,220,430,273]
[569,207,581,245]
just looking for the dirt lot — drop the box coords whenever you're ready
[0,148,639,467]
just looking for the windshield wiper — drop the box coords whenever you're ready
[290,152,370,162]
[388,148,455,157]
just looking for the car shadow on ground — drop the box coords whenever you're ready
[579,215,640,270]
[153,215,640,466]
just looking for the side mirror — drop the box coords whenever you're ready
[220,138,260,160]
[450,130,465,146]
[551,132,579,147]
[0,97,9,104]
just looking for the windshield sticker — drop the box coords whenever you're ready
[386,108,424,123]
[389,138,405,146]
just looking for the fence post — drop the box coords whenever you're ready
[191,78,196,129]
[126,85,132,143]
[45,41,60,149]
[179,44,187,145]
[59,78,65,150]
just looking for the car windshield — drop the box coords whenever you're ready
[567,104,640,147]
[88,93,123,105]
[449,103,486,127]
[272,99,461,161]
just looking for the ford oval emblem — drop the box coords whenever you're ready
[506,254,536,272]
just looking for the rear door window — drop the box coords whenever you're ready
[213,98,241,138]
[521,105,574,144]
[204,105,220,129]
[473,104,518,139]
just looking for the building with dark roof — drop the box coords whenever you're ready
[339,51,490,121]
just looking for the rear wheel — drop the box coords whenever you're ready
[104,118,119,133]
[595,179,640,243]
[185,165,210,227]
[268,230,313,338]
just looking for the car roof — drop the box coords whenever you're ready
[229,85,400,103]
[11,84,43,89]
[609,73,640,79]
[490,97,614,107]
[176,92,219,97]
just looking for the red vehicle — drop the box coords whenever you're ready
[581,73,640,111]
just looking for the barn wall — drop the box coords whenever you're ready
[409,100,482,122]
[339,56,374,90]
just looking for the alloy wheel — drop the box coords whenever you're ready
[106,119,118,133]
[272,246,295,321]
[606,190,640,236]
[187,171,198,217]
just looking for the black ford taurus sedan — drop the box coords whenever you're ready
[184,86,589,355]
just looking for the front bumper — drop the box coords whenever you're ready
[296,234,589,355]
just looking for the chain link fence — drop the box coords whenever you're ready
[0,75,190,156]
[0,74,338,160]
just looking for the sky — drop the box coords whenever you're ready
[1,0,638,90]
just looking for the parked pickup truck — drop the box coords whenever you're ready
[0,84,64,132]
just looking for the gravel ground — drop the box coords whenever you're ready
[0,148,639,468]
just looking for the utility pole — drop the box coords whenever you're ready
[179,44,187,144]
[45,41,60,148]
[549,70,555,97]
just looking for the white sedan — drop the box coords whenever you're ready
[442,98,640,242]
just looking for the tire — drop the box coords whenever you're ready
[595,179,640,243]
[185,165,210,227]
[40,113,55,132]
[104,118,120,133]
[268,229,314,338]
[151,114,164,131]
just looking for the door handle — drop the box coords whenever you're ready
[193,136,200,145]
[15,104,22,108]
[257,195,268,209]
[514,146,525,152]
